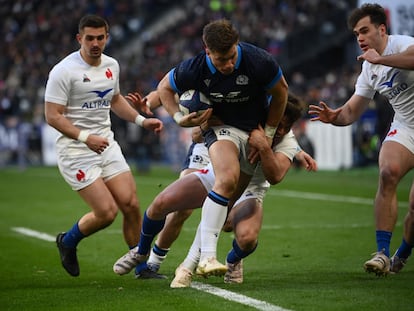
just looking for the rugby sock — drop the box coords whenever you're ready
[226,239,257,264]
[182,224,201,272]
[138,211,165,255]
[376,230,392,257]
[63,222,85,248]
[146,244,170,271]
[200,191,229,260]
[395,239,413,259]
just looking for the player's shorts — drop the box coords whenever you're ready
[194,162,268,206]
[383,120,414,154]
[57,140,130,191]
[203,125,256,175]
[182,142,210,170]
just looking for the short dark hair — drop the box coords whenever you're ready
[347,3,387,30]
[78,15,109,33]
[202,19,239,53]
[285,93,305,127]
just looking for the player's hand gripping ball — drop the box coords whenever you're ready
[179,90,211,116]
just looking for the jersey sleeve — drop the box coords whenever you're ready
[354,62,376,99]
[44,65,71,105]
[273,130,300,161]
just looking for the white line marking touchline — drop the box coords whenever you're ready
[191,282,292,311]
[11,227,293,311]
[11,227,55,242]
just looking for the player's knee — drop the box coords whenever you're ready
[235,230,258,250]
[96,207,118,227]
[379,164,402,187]
[171,209,193,224]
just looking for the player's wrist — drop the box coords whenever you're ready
[77,130,89,143]
[135,114,146,127]
[173,111,184,124]
[264,124,277,139]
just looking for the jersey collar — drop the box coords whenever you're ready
[206,44,242,74]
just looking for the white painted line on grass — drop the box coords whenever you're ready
[11,227,55,242]
[11,227,293,311]
[191,282,292,311]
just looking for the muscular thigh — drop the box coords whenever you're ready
[78,178,118,217]
[379,141,414,177]
[232,199,263,237]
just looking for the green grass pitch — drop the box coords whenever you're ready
[0,165,413,311]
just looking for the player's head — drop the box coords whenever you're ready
[77,15,109,61]
[275,93,305,139]
[348,3,387,30]
[348,3,388,53]
[202,19,239,75]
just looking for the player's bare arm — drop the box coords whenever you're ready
[308,94,370,126]
[111,93,163,133]
[358,45,414,69]
[45,101,109,154]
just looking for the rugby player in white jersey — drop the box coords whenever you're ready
[309,3,414,276]
[44,15,163,276]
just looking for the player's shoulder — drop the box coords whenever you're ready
[387,35,414,53]
[49,51,82,76]
[101,53,119,66]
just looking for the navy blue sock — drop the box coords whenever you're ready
[137,211,165,255]
[395,239,413,259]
[376,230,392,257]
[63,222,85,248]
[153,244,169,257]
[226,239,257,264]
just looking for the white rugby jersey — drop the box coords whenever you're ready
[355,35,414,128]
[253,130,301,190]
[45,51,120,151]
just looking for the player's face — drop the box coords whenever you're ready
[77,26,108,63]
[206,45,238,75]
[353,16,386,53]
[275,115,291,138]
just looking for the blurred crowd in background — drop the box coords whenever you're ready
[0,0,393,171]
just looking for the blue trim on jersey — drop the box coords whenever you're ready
[205,44,242,74]
[235,44,242,69]
[168,68,180,93]
[206,55,216,74]
[265,67,282,90]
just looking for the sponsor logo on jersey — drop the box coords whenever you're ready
[380,71,408,101]
[83,74,91,82]
[380,71,399,88]
[90,88,113,98]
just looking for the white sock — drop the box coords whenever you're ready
[182,224,201,272]
[199,196,228,261]
[147,249,167,271]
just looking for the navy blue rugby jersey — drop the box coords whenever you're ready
[168,42,283,132]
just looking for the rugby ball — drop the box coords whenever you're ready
[179,90,211,115]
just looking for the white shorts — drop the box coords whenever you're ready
[383,120,414,154]
[185,142,210,170]
[203,125,256,176]
[57,140,130,191]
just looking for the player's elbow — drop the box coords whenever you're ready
[266,173,284,185]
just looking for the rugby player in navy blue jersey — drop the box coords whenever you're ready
[113,19,288,276]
